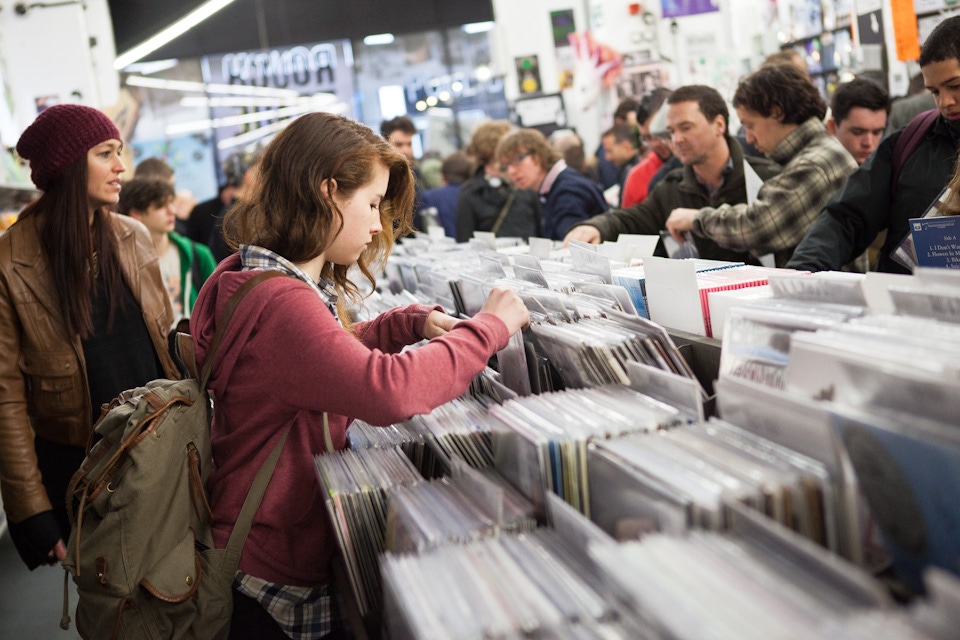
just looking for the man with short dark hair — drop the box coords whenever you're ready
[381,115,424,230]
[827,78,890,165]
[601,122,641,205]
[622,88,675,207]
[665,65,856,267]
[789,16,960,273]
[380,116,418,162]
[597,97,640,190]
[564,85,781,263]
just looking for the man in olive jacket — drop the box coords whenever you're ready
[565,85,781,263]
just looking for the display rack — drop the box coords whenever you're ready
[781,24,857,99]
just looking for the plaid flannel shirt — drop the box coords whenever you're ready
[236,244,344,638]
[240,244,340,323]
[692,117,857,267]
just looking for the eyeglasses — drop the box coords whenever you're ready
[500,152,530,172]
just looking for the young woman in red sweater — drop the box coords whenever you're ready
[190,112,528,639]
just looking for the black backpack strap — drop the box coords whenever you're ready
[199,270,289,390]
[890,109,939,199]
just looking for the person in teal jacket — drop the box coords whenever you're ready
[118,178,216,330]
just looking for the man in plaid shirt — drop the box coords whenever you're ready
[666,65,857,268]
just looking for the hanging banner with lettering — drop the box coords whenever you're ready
[201,40,357,153]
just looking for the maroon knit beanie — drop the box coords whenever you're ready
[15,104,122,191]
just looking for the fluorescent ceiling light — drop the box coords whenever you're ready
[217,119,291,150]
[114,0,240,70]
[462,21,494,34]
[122,59,180,75]
[165,103,321,136]
[181,96,291,108]
[126,74,299,98]
[363,33,395,45]
[180,93,338,108]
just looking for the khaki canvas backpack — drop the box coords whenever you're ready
[62,270,288,639]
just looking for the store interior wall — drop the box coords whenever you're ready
[0,0,118,144]
[0,0,923,158]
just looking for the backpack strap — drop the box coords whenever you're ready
[490,190,518,236]
[890,109,939,199]
[175,333,199,380]
[199,269,289,390]
[224,410,334,555]
[224,426,291,555]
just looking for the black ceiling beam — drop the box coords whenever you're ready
[109,0,494,62]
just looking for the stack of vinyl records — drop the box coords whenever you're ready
[385,467,537,554]
[489,384,684,518]
[590,532,892,639]
[530,310,700,389]
[786,313,960,420]
[588,420,837,548]
[314,446,423,615]
[589,512,960,640]
[381,531,648,639]
[719,298,864,389]
[403,395,498,471]
[347,419,441,478]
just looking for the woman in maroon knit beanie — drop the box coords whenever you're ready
[0,104,179,570]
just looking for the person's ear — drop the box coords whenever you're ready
[320,179,338,198]
[127,208,143,220]
[771,106,784,122]
[713,115,726,137]
[826,117,837,136]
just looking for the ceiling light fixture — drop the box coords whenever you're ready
[216,119,290,150]
[462,21,495,34]
[180,93,338,108]
[126,74,300,98]
[165,102,321,136]
[114,0,240,70]
[122,59,180,75]
[363,33,395,46]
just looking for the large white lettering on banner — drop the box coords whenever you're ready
[217,43,353,89]
[200,40,357,153]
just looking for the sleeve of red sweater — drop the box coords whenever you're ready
[353,303,440,354]
[258,289,510,426]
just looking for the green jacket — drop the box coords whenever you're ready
[169,231,216,316]
[574,137,781,263]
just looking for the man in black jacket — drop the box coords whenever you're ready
[788,16,960,274]
[564,85,781,263]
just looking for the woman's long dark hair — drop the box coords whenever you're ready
[18,155,125,338]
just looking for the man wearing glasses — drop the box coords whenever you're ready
[497,129,608,240]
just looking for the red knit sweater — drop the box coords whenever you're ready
[191,256,509,586]
[621,152,664,208]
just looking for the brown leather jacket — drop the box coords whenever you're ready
[0,213,178,524]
